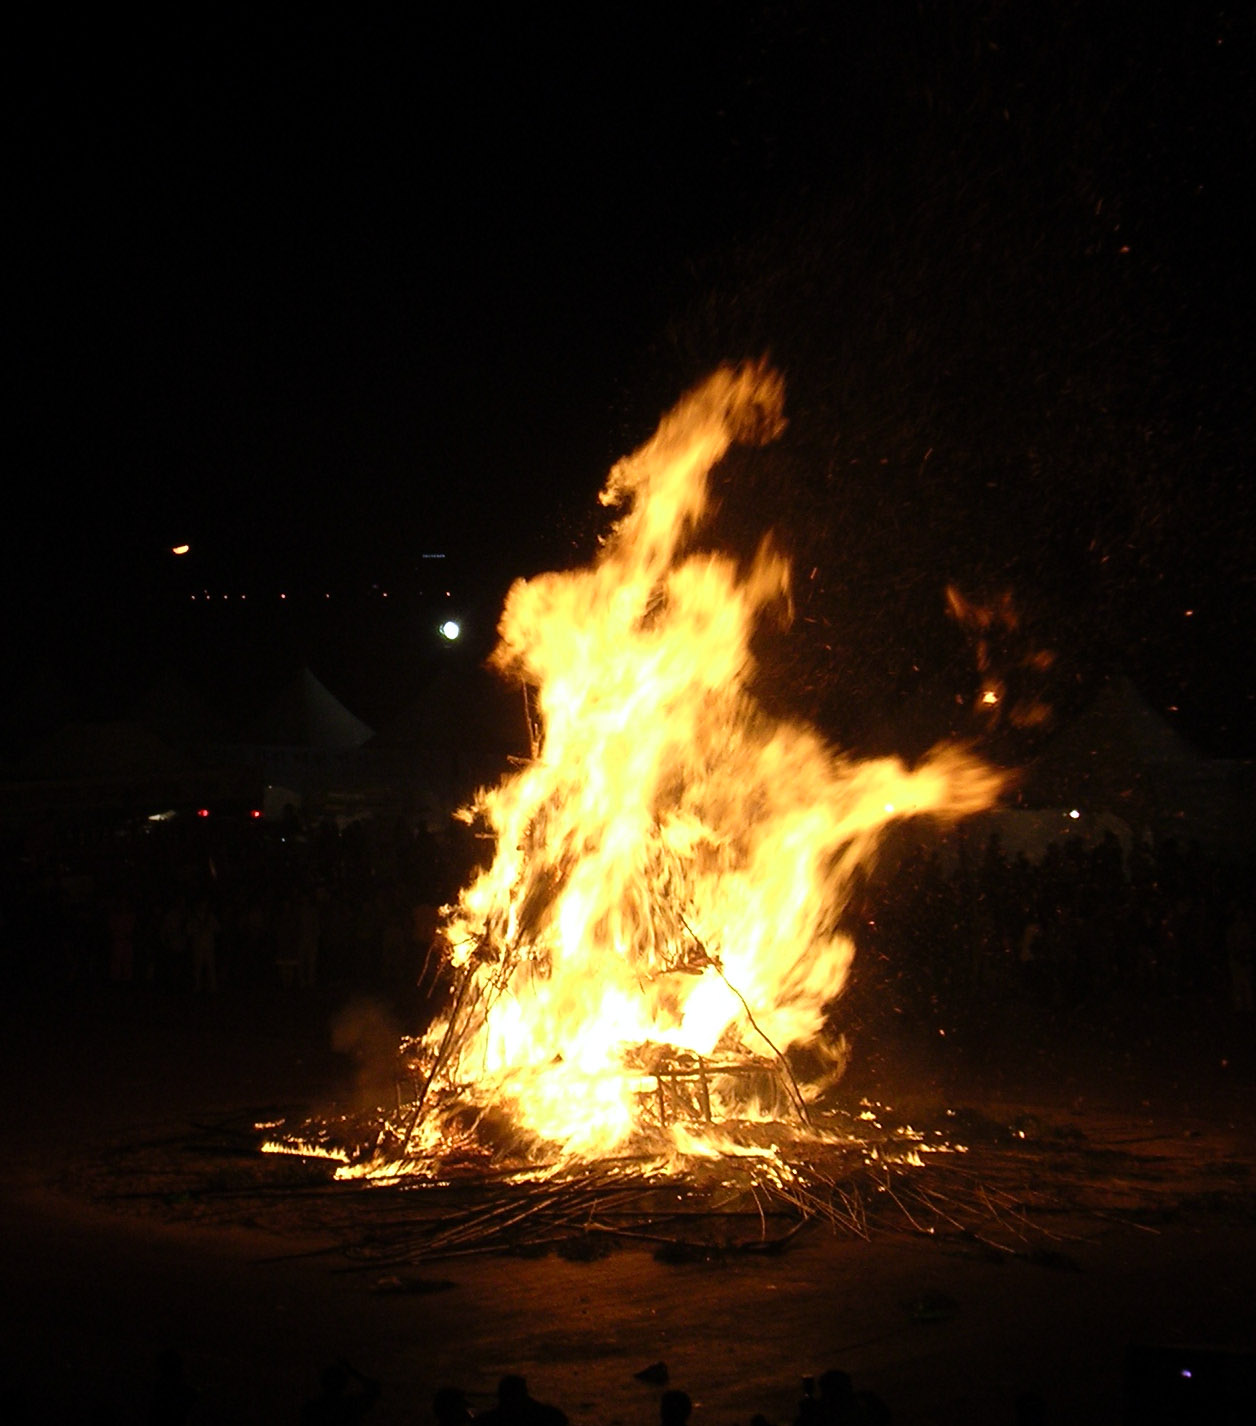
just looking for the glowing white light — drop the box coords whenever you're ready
[439,619,461,642]
[172,544,190,556]
[1068,809,1080,819]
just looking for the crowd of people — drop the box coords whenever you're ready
[3,809,1250,1426]
[142,1356,908,1425]
[303,1365,904,1426]
[0,808,482,1010]
[852,825,1254,1022]
[1,807,1251,1027]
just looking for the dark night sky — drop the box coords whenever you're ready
[8,7,1254,756]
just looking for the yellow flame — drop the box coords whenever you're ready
[260,1138,348,1163]
[414,364,1006,1163]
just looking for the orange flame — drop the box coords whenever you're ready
[413,365,1006,1164]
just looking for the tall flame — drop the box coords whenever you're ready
[420,364,1005,1162]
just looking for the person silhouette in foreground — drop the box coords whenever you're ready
[476,1373,567,1426]
[148,1347,197,1425]
[661,1388,693,1426]
[795,1370,852,1426]
[300,1359,381,1423]
[796,1367,892,1425]
[432,1385,474,1424]
[1013,1389,1047,1425]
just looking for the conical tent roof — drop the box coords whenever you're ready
[1023,676,1210,824]
[244,668,374,751]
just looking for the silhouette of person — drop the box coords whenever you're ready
[795,1370,855,1425]
[476,1373,567,1426]
[300,1359,381,1423]
[432,1385,474,1424]
[1013,1388,1047,1425]
[1225,899,1254,1012]
[661,1388,693,1426]
[187,896,219,993]
[148,1347,197,1425]
[107,889,136,982]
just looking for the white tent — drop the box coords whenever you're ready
[242,667,374,752]
[1020,676,1252,856]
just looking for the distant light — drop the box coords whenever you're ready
[172,544,190,556]
[280,593,287,600]
[439,619,461,641]
[1068,809,1080,819]
[250,809,262,819]
[197,808,210,818]
[980,689,999,706]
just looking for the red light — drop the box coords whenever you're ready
[250,809,262,819]
[197,808,210,818]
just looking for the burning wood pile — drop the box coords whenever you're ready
[77,1090,1256,1271]
[269,363,1008,1229]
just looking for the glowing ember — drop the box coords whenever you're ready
[394,364,1006,1169]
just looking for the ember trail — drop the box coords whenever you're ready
[285,365,1007,1178]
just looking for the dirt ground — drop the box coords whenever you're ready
[1,982,1253,1425]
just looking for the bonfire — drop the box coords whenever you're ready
[250,370,1227,1264]
[318,362,1005,1183]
